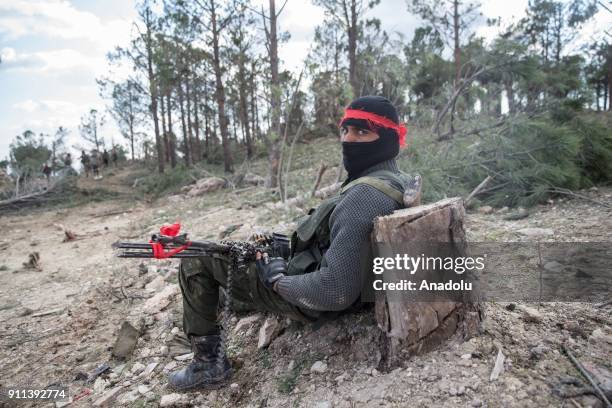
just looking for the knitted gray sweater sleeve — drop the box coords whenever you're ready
[275,184,400,311]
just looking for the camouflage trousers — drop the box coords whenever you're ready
[178,254,318,337]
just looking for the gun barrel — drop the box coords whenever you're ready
[112,242,205,252]
[115,251,213,258]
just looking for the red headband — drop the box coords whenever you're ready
[339,108,407,148]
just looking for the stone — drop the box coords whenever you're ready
[581,395,605,407]
[117,389,139,405]
[243,173,265,186]
[315,401,333,408]
[138,385,150,395]
[187,177,226,197]
[311,361,328,374]
[142,362,158,377]
[142,284,180,314]
[335,373,348,383]
[529,344,550,359]
[145,275,166,291]
[504,376,524,391]
[516,305,542,323]
[160,393,188,407]
[478,205,494,214]
[563,320,584,336]
[516,227,554,237]
[167,195,183,203]
[163,361,178,372]
[131,362,145,374]
[93,386,123,407]
[111,321,140,360]
[257,316,281,349]
[93,377,108,394]
[233,314,262,333]
[470,399,483,407]
[208,390,218,402]
[503,208,529,220]
[589,328,612,344]
[461,353,472,359]
[287,360,295,371]
[543,261,564,273]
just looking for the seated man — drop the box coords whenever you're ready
[169,95,410,390]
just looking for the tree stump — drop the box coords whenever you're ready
[372,197,483,368]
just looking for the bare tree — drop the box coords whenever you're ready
[79,109,104,150]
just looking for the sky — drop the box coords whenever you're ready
[0,0,609,163]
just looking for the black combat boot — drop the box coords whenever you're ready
[168,334,232,391]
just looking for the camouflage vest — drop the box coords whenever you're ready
[286,169,407,276]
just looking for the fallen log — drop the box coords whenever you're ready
[0,176,76,213]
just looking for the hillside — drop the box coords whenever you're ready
[0,148,610,408]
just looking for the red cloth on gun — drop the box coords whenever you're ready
[150,223,191,259]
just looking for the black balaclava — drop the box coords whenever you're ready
[339,96,400,180]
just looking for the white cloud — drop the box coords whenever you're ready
[0,0,132,51]
[0,46,46,71]
[13,99,39,112]
[13,99,83,117]
[0,47,102,74]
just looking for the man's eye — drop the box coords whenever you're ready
[340,127,348,135]
[358,129,368,135]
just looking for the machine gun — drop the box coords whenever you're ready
[112,223,291,261]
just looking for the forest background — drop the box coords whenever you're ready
[2,0,611,208]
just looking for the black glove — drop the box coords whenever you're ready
[255,253,286,290]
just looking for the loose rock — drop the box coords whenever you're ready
[478,205,494,215]
[234,314,262,334]
[130,362,145,375]
[111,321,140,360]
[93,377,108,394]
[589,328,612,344]
[142,362,158,377]
[516,227,554,237]
[258,316,281,349]
[516,304,543,323]
[142,284,180,314]
[145,275,166,291]
[160,393,189,407]
[311,361,328,374]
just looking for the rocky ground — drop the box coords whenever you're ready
[0,167,610,408]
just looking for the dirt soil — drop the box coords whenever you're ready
[0,169,610,408]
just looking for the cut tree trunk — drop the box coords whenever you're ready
[372,197,483,368]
